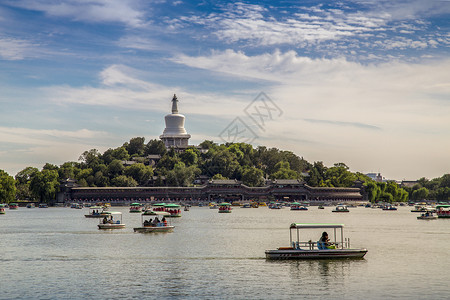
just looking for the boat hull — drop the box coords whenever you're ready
[134,226,174,233]
[265,248,367,260]
[85,214,104,218]
[98,224,125,229]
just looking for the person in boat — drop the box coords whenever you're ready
[103,216,108,224]
[153,217,160,226]
[319,232,336,249]
[162,217,167,226]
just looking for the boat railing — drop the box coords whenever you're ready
[291,238,351,250]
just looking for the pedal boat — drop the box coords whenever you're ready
[134,211,174,233]
[85,206,108,218]
[98,212,125,229]
[332,205,349,212]
[265,223,367,260]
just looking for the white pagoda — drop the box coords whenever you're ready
[159,94,191,148]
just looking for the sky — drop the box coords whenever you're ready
[0,0,449,181]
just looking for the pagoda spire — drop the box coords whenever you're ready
[171,94,178,114]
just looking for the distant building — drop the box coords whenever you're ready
[366,172,384,182]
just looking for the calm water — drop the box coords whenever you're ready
[0,206,448,299]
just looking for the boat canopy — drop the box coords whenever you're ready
[130,203,142,206]
[290,223,344,229]
[143,211,170,216]
[164,203,180,208]
[436,205,450,209]
[291,202,301,205]
[219,202,231,206]
[106,211,122,215]
[152,203,166,207]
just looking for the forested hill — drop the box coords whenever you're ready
[1,137,449,203]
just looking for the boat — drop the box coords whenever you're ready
[290,202,308,210]
[332,205,349,212]
[98,212,125,229]
[84,206,107,218]
[411,203,428,212]
[129,203,143,213]
[184,205,190,211]
[209,202,218,209]
[268,202,283,209]
[218,202,232,213]
[436,205,450,218]
[133,211,174,233]
[241,203,252,208]
[164,203,182,217]
[38,203,48,208]
[417,211,437,220]
[26,203,35,208]
[265,223,368,260]
[318,205,324,209]
[382,205,397,211]
[0,204,6,214]
[9,203,19,210]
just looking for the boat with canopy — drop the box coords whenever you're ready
[265,223,367,260]
[436,204,450,218]
[84,206,108,218]
[218,202,232,213]
[129,203,143,213]
[133,211,174,233]
[98,212,125,229]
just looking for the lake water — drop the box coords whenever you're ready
[0,205,448,299]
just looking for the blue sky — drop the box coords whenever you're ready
[0,0,449,180]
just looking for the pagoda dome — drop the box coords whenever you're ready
[159,94,191,147]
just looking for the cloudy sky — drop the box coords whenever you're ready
[0,0,449,180]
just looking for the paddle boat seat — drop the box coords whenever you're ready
[317,241,326,250]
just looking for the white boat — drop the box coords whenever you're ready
[417,211,437,220]
[134,211,174,233]
[332,205,349,212]
[98,212,125,229]
[265,223,367,260]
[84,206,108,218]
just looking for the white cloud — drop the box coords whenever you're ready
[0,37,39,60]
[6,0,146,27]
[0,127,111,175]
[171,49,450,179]
[180,2,389,46]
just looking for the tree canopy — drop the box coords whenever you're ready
[4,137,449,203]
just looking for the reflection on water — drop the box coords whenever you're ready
[0,206,448,299]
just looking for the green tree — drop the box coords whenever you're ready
[144,139,167,156]
[242,167,264,187]
[79,149,101,168]
[166,162,201,186]
[0,170,16,203]
[180,148,198,166]
[212,174,228,180]
[412,187,429,201]
[107,160,124,177]
[29,169,59,203]
[323,163,356,187]
[126,137,145,156]
[15,167,39,200]
[111,175,138,187]
[270,161,299,179]
[124,163,153,185]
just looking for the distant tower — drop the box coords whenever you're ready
[159,94,191,148]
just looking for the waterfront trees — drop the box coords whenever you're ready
[11,138,450,202]
[0,170,16,203]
